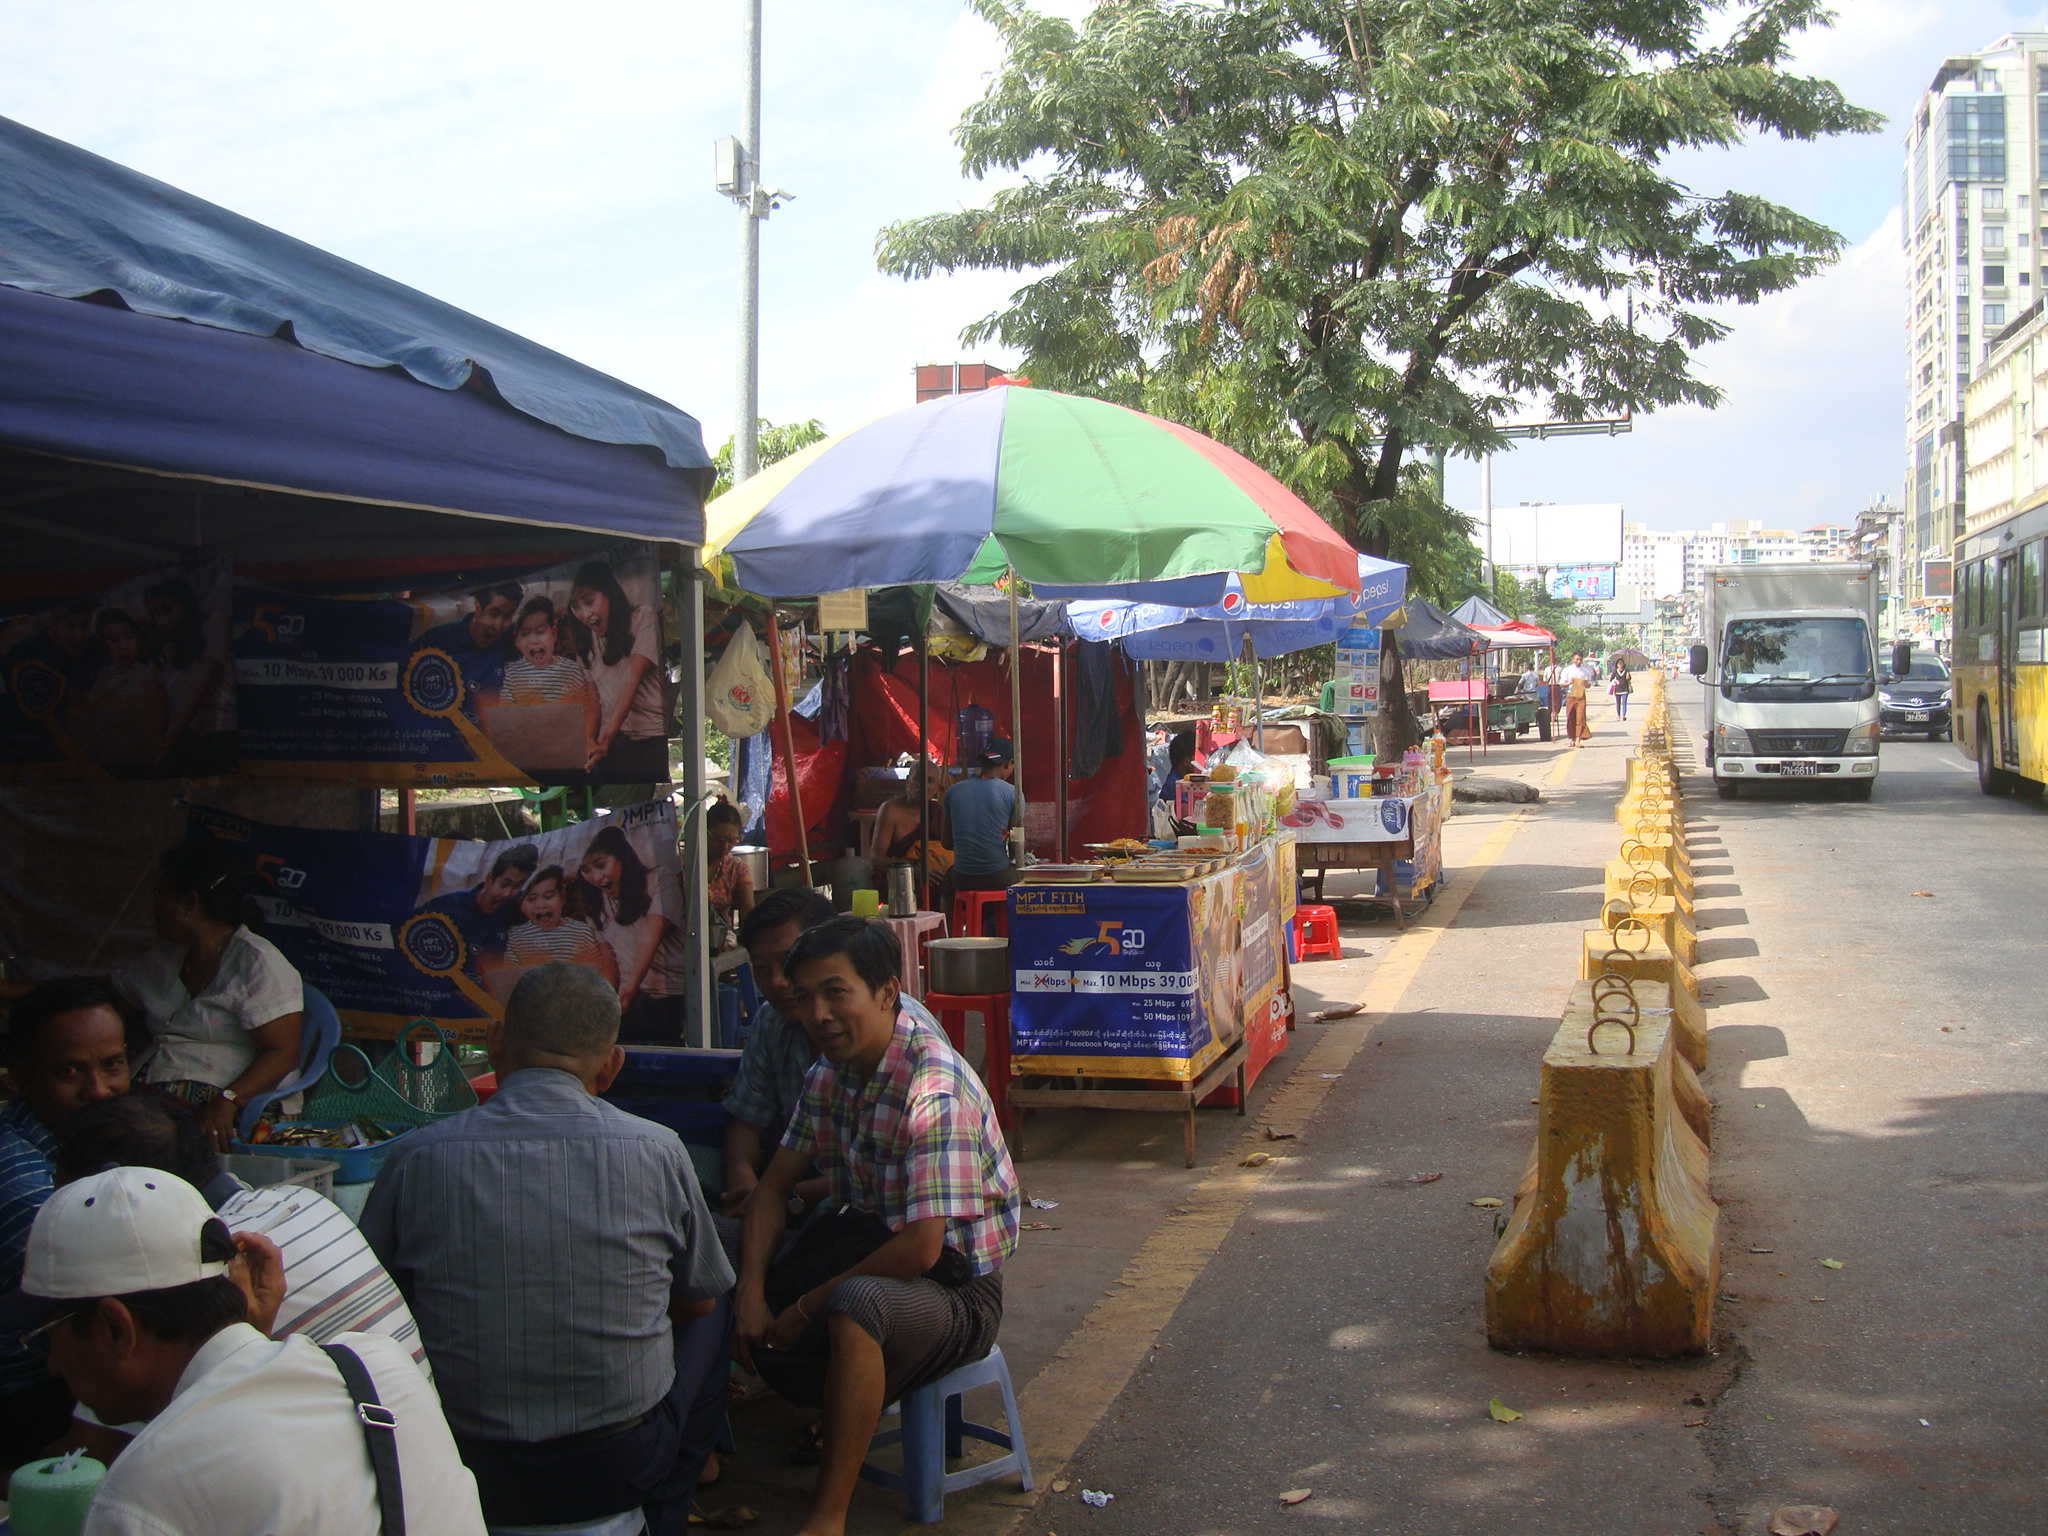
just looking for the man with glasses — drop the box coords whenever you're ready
[5,1166,484,1534]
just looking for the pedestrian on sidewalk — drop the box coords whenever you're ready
[1610,660,1632,720]
[1564,652,1594,743]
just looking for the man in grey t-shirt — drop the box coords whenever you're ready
[943,738,1022,893]
[362,965,732,1536]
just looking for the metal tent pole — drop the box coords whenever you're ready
[1008,572,1024,861]
[764,608,814,887]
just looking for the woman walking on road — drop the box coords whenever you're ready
[1611,660,1632,720]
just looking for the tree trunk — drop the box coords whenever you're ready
[1373,633,1423,756]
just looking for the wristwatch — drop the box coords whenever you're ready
[788,1194,808,1216]
[217,1087,242,1106]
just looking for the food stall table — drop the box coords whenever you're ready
[1285,789,1445,924]
[1008,1038,1247,1168]
[1003,835,1294,1163]
[882,910,948,1000]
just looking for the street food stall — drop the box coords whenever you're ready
[0,116,722,1058]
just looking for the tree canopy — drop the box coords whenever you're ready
[878,0,1877,741]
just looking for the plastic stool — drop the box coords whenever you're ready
[860,1346,1032,1524]
[951,888,1009,938]
[1292,904,1342,962]
[925,991,1012,1130]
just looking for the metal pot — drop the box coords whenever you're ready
[927,937,1009,996]
[731,845,769,888]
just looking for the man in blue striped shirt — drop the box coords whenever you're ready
[0,979,132,1467]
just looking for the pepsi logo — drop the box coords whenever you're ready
[1220,592,1245,613]
[1099,610,1116,625]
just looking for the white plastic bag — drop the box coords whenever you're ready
[706,626,775,737]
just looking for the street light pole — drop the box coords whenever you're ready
[735,0,761,482]
[716,0,791,486]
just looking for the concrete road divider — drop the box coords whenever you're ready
[1579,929,1705,1069]
[1486,980,1718,1358]
[1618,835,1690,884]
[1602,895,1697,966]
[1604,860,1694,915]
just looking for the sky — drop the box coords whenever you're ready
[3,0,2045,534]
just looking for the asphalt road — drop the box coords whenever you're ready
[1040,694,2047,1536]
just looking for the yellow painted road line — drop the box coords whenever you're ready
[956,752,1588,1532]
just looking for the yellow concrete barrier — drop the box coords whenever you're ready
[1604,861,1694,916]
[1579,929,1705,1069]
[1618,835,1690,884]
[1486,981,1718,1358]
[1602,895,1696,966]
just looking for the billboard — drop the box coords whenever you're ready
[1921,556,1953,601]
[1467,503,1624,571]
[1545,565,1618,602]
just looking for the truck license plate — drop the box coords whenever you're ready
[1905,710,1929,721]
[1779,760,1821,777]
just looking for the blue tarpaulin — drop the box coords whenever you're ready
[0,114,709,564]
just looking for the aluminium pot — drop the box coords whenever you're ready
[926,937,1009,996]
[731,845,770,888]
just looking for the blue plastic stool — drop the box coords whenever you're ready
[860,1346,1032,1523]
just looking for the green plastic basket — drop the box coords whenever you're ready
[300,1019,479,1128]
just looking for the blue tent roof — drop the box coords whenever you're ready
[0,114,709,562]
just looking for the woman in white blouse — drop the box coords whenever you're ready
[111,846,304,1151]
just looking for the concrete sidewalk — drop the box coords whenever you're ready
[708,711,1643,1532]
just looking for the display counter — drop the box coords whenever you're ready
[1003,832,1297,1165]
[1283,781,1448,922]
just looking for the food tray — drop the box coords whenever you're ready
[1018,864,1103,883]
[1109,863,1198,882]
[231,1123,418,1185]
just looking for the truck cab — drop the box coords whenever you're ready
[1689,565,1888,801]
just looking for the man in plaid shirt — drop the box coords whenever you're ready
[735,917,1019,1536]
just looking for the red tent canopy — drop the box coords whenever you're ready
[1471,621,1556,650]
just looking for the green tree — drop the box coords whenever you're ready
[710,418,829,500]
[878,0,1878,746]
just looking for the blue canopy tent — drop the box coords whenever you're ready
[0,113,711,577]
[0,114,724,1041]
[1065,553,1407,661]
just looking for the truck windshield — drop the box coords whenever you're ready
[1721,618,1873,700]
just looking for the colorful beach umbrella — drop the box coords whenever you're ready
[702,387,1359,601]
[1066,554,1409,661]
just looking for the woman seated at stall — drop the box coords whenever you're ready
[706,800,756,952]
[109,845,304,1153]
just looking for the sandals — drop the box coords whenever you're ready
[790,1421,825,1465]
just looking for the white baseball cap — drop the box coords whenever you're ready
[0,1168,225,1328]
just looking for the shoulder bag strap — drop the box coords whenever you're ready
[321,1342,407,1536]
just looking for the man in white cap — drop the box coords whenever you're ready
[8,1166,484,1535]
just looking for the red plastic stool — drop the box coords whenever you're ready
[951,888,1009,939]
[925,991,1012,1131]
[1292,904,1342,962]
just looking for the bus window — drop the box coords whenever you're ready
[2026,542,2044,621]
[1965,561,1981,629]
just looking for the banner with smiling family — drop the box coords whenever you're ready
[0,543,668,786]
[188,799,687,1044]
[235,543,669,787]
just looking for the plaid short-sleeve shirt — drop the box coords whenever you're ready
[781,1010,1020,1277]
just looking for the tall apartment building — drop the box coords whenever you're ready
[1901,33,2048,629]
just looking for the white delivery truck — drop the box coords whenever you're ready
[1688,563,1908,801]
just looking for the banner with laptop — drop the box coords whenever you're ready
[187,799,685,1043]
[234,544,668,787]
[0,562,236,784]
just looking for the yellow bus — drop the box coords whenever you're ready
[1955,500,2048,794]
